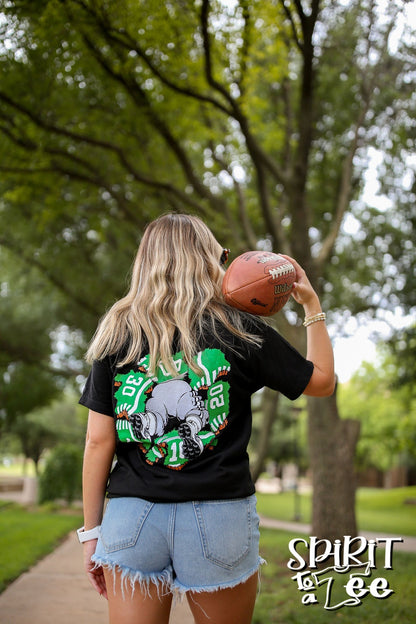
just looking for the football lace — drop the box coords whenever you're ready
[268,263,294,279]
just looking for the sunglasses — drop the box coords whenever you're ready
[220,248,230,266]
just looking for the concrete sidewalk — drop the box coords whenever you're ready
[258,516,416,553]
[0,531,194,624]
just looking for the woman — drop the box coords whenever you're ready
[78,213,334,624]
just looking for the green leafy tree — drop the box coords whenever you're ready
[10,393,87,474]
[39,442,83,504]
[338,356,416,478]
[0,249,70,437]
[0,0,415,539]
[251,397,308,472]
[388,325,416,400]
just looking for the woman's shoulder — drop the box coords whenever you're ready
[200,308,269,352]
[225,307,269,335]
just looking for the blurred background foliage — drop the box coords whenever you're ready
[0,0,414,518]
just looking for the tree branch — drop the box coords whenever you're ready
[70,0,233,115]
[77,0,291,205]
[200,0,235,108]
[0,108,140,225]
[0,90,111,148]
[0,89,210,218]
[293,0,306,22]
[0,335,80,378]
[278,0,303,52]
[317,104,368,267]
[106,30,232,116]
[287,1,322,262]
[318,5,396,267]
[80,33,228,216]
[210,145,258,249]
[200,1,287,240]
[282,77,294,177]
[236,0,251,95]
[0,236,101,318]
[200,0,289,191]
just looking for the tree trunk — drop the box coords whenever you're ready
[250,388,280,483]
[307,385,360,541]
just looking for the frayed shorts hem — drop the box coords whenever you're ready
[173,556,267,595]
[91,556,173,598]
[92,555,266,598]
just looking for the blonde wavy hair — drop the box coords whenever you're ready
[86,213,261,375]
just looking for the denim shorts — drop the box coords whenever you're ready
[91,494,264,596]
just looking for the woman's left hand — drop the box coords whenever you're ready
[83,539,108,599]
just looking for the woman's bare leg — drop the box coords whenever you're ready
[104,568,172,624]
[187,572,258,624]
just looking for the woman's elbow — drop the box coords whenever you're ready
[318,376,336,397]
[304,372,336,397]
[84,431,116,456]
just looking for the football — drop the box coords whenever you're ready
[222,251,296,316]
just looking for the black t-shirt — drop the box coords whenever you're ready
[79,321,313,503]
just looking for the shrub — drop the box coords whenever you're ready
[39,443,83,504]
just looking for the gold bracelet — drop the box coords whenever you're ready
[303,312,326,327]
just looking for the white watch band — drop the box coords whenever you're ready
[77,525,100,543]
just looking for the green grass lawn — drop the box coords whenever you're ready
[254,528,415,623]
[256,486,416,536]
[0,501,82,593]
[254,488,416,622]
[0,461,36,478]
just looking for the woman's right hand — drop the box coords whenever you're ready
[281,255,322,315]
[281,255,335,397]
[83,539,108,599]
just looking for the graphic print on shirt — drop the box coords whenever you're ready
[113,349,231,470]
